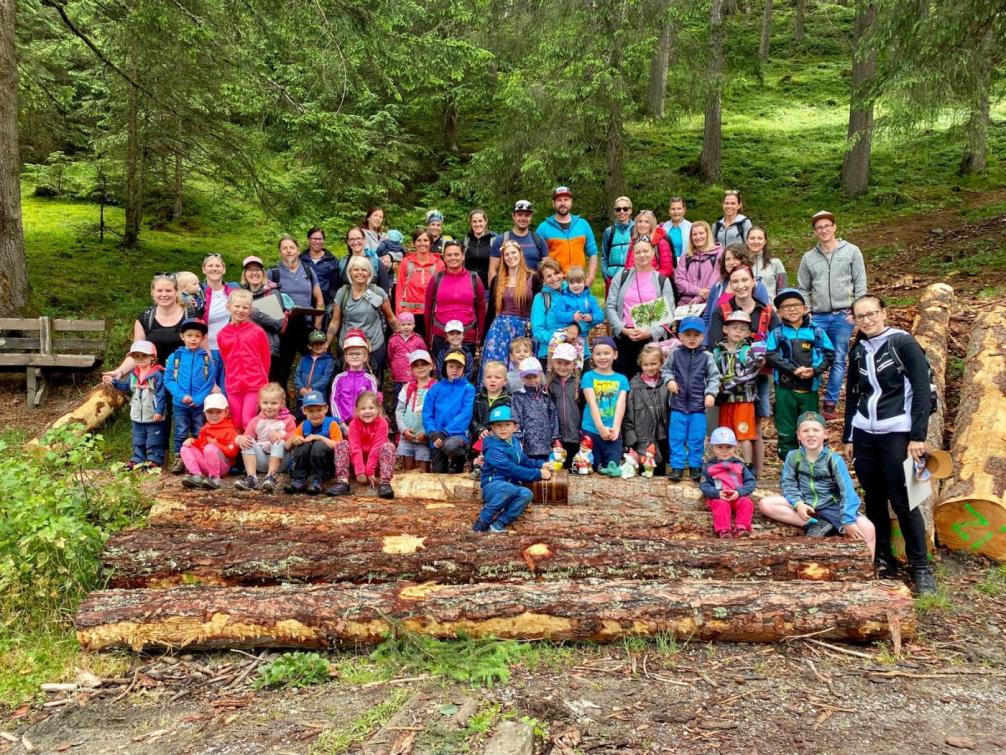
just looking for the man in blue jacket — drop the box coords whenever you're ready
[422,350,476,473]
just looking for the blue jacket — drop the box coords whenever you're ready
[780,447,861,528]
[162,347,218,408]
[550,288,604,356]
[529,283,566,358]
[422,375,476,440]
[295,353,336,402]
[481,434,543,488]
[660,344,721,414]
[511,385,559,457]
[765,315,835,391]
[300,249,341,305]
[601,221,634,281]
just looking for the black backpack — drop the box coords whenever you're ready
[888,335,939,416]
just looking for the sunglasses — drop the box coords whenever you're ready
[152,272,177,281]
[203,253,224,261]
[614,206,632,212]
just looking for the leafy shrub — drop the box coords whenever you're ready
[370,630,530,688]
[254,652,332,689]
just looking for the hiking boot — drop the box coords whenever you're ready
[912,567,937,596]
[202,477,222,491]
[181,474,204,489]
[284,478,308,494]
[305,478,322,495]
[716,529,734,539]
[804,519,836,538]
[668,468,684,482]
[472,519,490,533]
[234,475,258,491]
[821,402,839,421]
[689,468,702,482]
[874,556,902,579]
[377,483,395,499]
[325,481,351,497]
[170,457,186,474]
[260,474,278,494]
[734,528,752,538]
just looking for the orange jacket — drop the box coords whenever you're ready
[194,417,240,463]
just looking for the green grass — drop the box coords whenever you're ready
[976,565,1006,597]
[308,688,410,754]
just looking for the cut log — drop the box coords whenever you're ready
[103,526,870,588]
[935,308,1006,562]
[25,384,127,449]
[75,578,916,651]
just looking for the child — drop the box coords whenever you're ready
[699,427,756,538]
[176,271,205,320]
[469,360,511,475]
[396,349,436,472]
[758,412,876,555]
[661,316,721,482]
[546,342,582,468]
[295,330,336,414]
[179,393,239,489]
[580,336,630,471]
[549,265,603,367]
[765,289,835,459]
[435,320,475,382]
[217,289,271,432]
[329,391,396,498]
[474,404,552,533]
[422,349,476,473]
[386,311,426,395]
[284,390,343,494]
[235,383,296,492]
[104,340,168,469]
[163,318,219,472]
[330,329,381,436]
[623,343,669,475]
[711,310,762,466]
[511,357,559,462]
[507,337,534,393]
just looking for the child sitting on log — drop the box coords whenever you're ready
[474,404,552,533]
[328,391,396,498]
[178,393,238,490]
[699,427,756,538]
[234,382,296,493]
[758,412,875,555]
[284,390,343,495]
[469,360,511,478]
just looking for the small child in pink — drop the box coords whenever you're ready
[329,329,381,435]
[386,311,427,392]
[217,288,271,431]
[698,427,756,538]
[328,391,396,499]
[235,383,296,493]
[180,393,239,490]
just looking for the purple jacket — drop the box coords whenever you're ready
[674,246,723,304]
[329,369,381,424]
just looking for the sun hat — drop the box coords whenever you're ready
[552,343,578,362]
[128,340,156,356]
[709,427,738,446]
[519,357,544,377]
[204,394,229,412]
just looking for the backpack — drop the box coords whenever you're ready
[792,451,840,491]
[333,283,384,312]
[714,217,750,246]
[887,334,939,415]
[502,230,547,261]
[619,268,669,292]
[171,351,212,383]
[719,300,773,339]
[269,265,314,287]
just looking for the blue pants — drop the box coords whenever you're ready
[131,421,167,465]
[476,481,533,529]
[172,403,206,452]
[669,411,705,469]
[812,311,854,404]
[584,430,623,470]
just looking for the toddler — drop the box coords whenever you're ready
[435,320,475,381]
[295,330,336,413]
[546,342,582,467]
[284,390,343,494]
[623,343,669,475]
[179,393,239,489]
[511,357,559,462]
[217,289,271,432]
[699,427,756,538]
[386,311,427,394]
[104,339,168,469]
[164,318,219,472]
[176,271,205,320]
[580,337,630,471]
[235,383,296,492]
[330,329,381,436]
[395,349,436,472]
[548,265,603,367]
[329,391,396,498]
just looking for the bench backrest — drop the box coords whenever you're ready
[0,317,107,358]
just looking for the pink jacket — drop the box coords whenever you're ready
[386,332,428,383]
[244,407,296,454]
[674,246,723,304]
[217,320,270,392]
[349,415,391,476]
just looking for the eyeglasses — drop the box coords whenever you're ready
[814,224,835,231]
[347,236,365,244]
[854,310,883,322]
[779,303,805,311]
[614,206,632,212]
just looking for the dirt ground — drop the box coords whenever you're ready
[4,201,1006,754]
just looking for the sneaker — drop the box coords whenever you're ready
[470,467,482,480]
[377,483,394,499]
[804,519,836,538]
[324,481,351,496]
[234,475,258,491]
[716,529,734,539]
[912,567,937,596]
[821,402,839,421]
[170,457,186,474]
[874,557,901,579]
[202,477,222,490]
[472,519,490,533]
[689,468,702,482]
[124,460,139,471]
[489,522,508,533]
[305,478,322,495]
[734,528,752,538]
[284,478,308,494]
[668,468,684,482]
[181,474,204,489]
[260,474,278,494]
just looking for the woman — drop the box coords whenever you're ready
[241,255,291,376]
[200,253,239,357]
[843,295,936,594]
[747,226,787,302]
[530,258,567,360]
[424,239,486,353]
[674,221,722,306]
[326,256,397,378]
[711,189,751,248]
[605,239,676,377]
[624,210,674,277]
[600,196,634,285]
[482,240,536,373]
[340,226,391,292]
[270,235,325,390]
[362,207,387,254]
[462,208,497,289]
[395,227,445,339]
[702,244,769,333]
[300,227,340,307]
[426,209,446,253]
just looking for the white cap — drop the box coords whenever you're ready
[128,340,156,356]
[342,334,371,352]
[408,349,432,365]
[204,394,229,412]
[444,320,465,334]
[518,357,544,376]
[552,343,578,362]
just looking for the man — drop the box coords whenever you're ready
[536,186,599,287]
[797,210,868,420]
[660,196,692,263]
[488,199,549,285]
[600,196,634,284]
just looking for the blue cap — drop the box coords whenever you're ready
[709,427,737,446]
[679,316,706,335]
[387,229,404,244]
[593,336,617,351]
[488,404,514,424]
[302,391,327,408]
[773,287,807,309]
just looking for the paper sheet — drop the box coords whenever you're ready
[903,456,932,511]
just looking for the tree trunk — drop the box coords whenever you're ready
[442,96,460,154]
[646,19,673,117]
[123,79,143,249]
[794,0,806,42]
[75,578,916,651]
[759,0,773,60]
[699,0,724,184]
[0,0,29,317]
[603,0,628,205]
[935,308,1006,562]
[839,0,876,197]
[959,31,992,176]
[172,148,183,220]
[25,384,128,449]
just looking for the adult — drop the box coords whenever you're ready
[395,227,445,339]
[624,210,674,277]
[200,253,239,357]
[702,244,769,334]
[424,239,487,354]
[674,221,722,306]
[462,208,497,289]
[536,186,598,286]
[241,255,291,378]
[326,256,397,378]
[482,240,537,372]
[109,273,187,374]
[340,226,391,292]
[269,235,325,391]
[711,190,751,248]
[529,258,567,360]
[488,200,549,284]
[299,227,340,307]
[747,226,787,302]
[660,196,692,263]
[843,294,935,595]
[600,196,634,285]
[426,209,447,253]
[797,210,867,419]
[361,207,387,255]
[605,239,676,377]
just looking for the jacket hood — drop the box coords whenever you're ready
[301,249,337,263]
[543,214,583,230]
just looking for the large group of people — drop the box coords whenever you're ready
[99,186,938,594]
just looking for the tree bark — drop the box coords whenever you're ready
[759,0,773,61]
[699,0,724,184]
[172,148,183,220]
[935,308,1006,562]
[0,0,29,317]
[646,18,673,118]
[794,0,806,42]
[839,0,876,197]
[75,578,916,651]
[603,0,628,204]
[123,78,143,249]
[25,384,128,449]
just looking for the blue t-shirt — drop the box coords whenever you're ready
[667,225,683,259]
[581,370,630,434]
[272,263,318,308]
[490,230,548,271]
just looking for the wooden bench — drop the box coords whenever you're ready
[0,317,107,408]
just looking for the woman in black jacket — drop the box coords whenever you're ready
[842,294,935,594]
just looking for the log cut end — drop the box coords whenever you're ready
[935,498,1006,563]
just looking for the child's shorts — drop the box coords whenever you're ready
[397,436,431,462]
[719,402,758,441]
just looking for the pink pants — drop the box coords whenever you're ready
[180,444,228,478]
[227,390,260,433]
[708,496,754,535]
[334,440,396,484]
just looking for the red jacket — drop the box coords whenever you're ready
[193,417,239,463]
[349,415,391,477]
[217,320,270,392]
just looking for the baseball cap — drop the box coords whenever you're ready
[709,427,738,446]
[128,340,156,356]
[811,210,836,228]
[204,394,229,412]
[519,357,543,377]
[179,318,208,335]
[488,404,514,424]
[408,349,432,365]
[444,319,464,334]
[513,200,534,213]
[308,329,327,344]
[444,349,466,367]
[342,329,371,352]
[552,343,578,362]
[426,210,444,223]
[724,310,752,326]
[593,336,617,351]
[242,255,265,269]
[773,288,807,308]
[552,186,572,199]
[678,316,706,335]
[302,391,327,408]
[797,411,827,429]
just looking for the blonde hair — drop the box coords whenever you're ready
[259,382,286,401]
[344,255,374,284]
[481,360,507,378]
[565,265,586,283]
[228,288,253,308]
[632,210,658,239]
[637,343,663,367]
[688,220,715,255]
[175,271,200,292]
[496,240,532,312]
[509,337,533,357]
